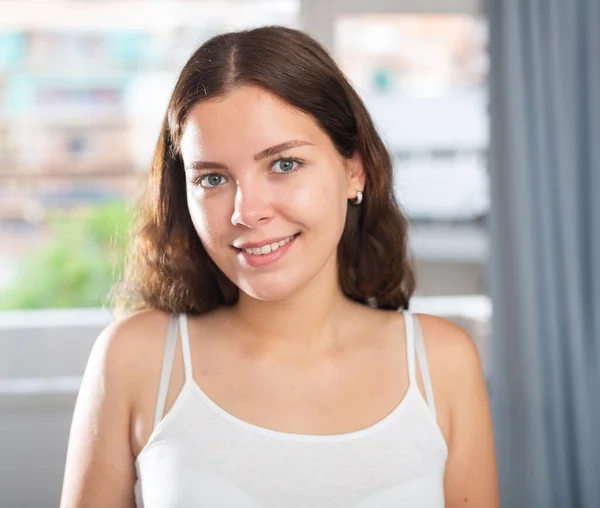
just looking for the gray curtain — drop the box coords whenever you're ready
[486,1,600,507]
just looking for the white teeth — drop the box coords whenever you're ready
[242,234,297,256]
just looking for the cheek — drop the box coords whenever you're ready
[186,190,228,250]
[284,173,347,232]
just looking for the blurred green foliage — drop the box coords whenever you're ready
[0,201,131,309]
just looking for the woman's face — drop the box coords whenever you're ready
[179,85,364,302]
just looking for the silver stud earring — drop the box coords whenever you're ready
[352,191,363,205]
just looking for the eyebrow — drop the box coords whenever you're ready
[185,140,313,171]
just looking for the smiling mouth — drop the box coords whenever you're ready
[234,233,300,256]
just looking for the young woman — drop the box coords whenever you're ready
[60,26,498,508]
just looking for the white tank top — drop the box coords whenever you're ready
[135,310,447,507]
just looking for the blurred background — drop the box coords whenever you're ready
[1,1,598,507]
[0,2,490,307]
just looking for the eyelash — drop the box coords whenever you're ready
[270,156,304,175]
[193,156,305,189]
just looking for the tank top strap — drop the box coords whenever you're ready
[403,309,417,384]
[402,309,438,421]
[153,314,179,429]
[178,313,194,381]
[412,313,438,421]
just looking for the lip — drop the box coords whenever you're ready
[233,234,298,250]
[234,233,299,268]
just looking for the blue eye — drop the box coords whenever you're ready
[271,158,300,174]
[199,174,227,188]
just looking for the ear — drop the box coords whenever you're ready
[345,151,366,200]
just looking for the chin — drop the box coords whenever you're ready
[236,272,304,302]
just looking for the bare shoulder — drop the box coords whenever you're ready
[100,308,173,349]
[60,309,174,508]
[414,313,483,381]
[371,308,482,379]
[412,312,486,419]
[93,309,173,384]
[414,313,499,507]
[359,308,483,391]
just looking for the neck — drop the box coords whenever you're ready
[230,258,354,362]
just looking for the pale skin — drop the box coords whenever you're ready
[60,85,499,507]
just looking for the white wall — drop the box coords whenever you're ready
[0,309,110,508]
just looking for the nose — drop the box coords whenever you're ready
[230,180,274,228]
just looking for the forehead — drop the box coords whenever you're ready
[179,86,326,159]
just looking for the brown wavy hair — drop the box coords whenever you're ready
[112,25,415,316]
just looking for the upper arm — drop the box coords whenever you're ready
[60,320,138,508]
[418,314,499,508]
